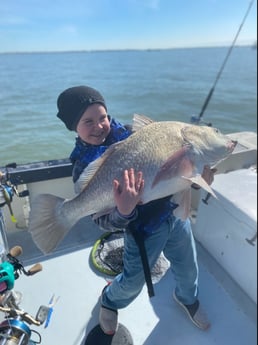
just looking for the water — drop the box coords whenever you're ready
[0,46,257,166]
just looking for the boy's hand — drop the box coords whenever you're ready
[113,168,144,216]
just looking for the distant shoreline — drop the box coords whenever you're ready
[0,44,255,55]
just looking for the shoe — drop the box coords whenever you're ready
[99,305,118,335]
[173,290,210,330]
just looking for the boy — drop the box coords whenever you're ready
[57,85,214,335]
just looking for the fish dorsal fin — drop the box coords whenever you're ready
[74,143,121,193]
[132,113,155,132]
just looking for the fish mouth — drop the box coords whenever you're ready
[228,140,238,153]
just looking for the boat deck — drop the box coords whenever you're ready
[6,217,257,345]
[1,131,257,344]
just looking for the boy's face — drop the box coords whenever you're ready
[76,103,110,145]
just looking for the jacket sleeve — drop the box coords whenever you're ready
[93,207,138,232]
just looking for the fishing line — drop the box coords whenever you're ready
[191,0,255,125]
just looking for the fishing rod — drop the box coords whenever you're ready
[191,0,255,125]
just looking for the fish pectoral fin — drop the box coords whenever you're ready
[152,146,192,188]
[171,190,192,220]
[182,175,217,198]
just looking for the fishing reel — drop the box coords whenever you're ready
[0,164,16,202]
[190,115,212,127]
[0,246,42,295]
[0,164,29,223]
[0,247,46,345]
[0,289,50,345]
[0,183,15,209]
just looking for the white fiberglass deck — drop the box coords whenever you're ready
[7,220,257,345]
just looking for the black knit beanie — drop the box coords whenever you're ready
[56,85,107,131]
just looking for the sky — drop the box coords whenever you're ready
[0,0,257,53]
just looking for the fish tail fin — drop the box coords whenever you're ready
[28,194,70,254]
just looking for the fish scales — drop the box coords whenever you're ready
[66,121,185,216]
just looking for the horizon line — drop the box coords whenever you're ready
[0,42,255,55]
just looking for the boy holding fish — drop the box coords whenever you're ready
[56,85,216,335]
